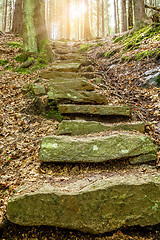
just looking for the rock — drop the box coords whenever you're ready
[142,67,160,88]
[47,79,95,91]
[129,153,157,164]
[80,60,92,67]
[6,172,160,233]
[51,62,81,72]
[23,83,46,95]
[59,53,85,61]
[40,70,83,79]
[83,65,94,72]
[58,104,131,117]
[55,48,78,54]
[31,84,46,95]
[47,90,107,104]
[39,133,158,163]
[56,120,145,135]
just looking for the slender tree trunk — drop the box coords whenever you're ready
[23,0,54,61]
[116,0,120,33]
[12,0,23,34]
[90,0,93,35]
[97,0,99,37]
[121,0,127,32]
[101,0,104,37]
[128,0,133,29]
[3,0,8,31]
[114,0,117,33]
[66,0,70,39]
[84,0,91,39]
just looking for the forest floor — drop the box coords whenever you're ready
[0,30,160,239]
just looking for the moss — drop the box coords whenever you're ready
[8,41,22,48]
[105,48,120,58]
[113,35,125,43]
[156,75,160,83]
[134,50,157,61]
[0,59,9,66]
[14,54,28,63]
[79,44,93,52]
[45,109,63,122]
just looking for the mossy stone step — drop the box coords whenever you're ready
[47,90,107,104]
[59,53,85,61]
[39,133,158,163]
[57,120,145,135]
[39,69,97,80]
[58,104,131,117]
[51,62,81,72]
[47,79,95,91]
[55,48,78,54]
[6,172,160,233]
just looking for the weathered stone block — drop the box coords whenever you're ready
[57,120,145,135]
[47,90,107,104]
[47,79,95,91]
[58,104,131,117]
[6,173,160,233]
[51,63,81,72]
[39,133,158,163]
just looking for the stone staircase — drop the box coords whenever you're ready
[6,41,160,234]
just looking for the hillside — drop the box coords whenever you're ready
[0,25,160,239]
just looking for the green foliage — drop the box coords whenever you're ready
[105,48,120,58]
[156,75,160,83]
[134,50,157,61]
[45,109,63,122]
[0,59,9,66]
[14,54,28,63]
[8,41,22,48]
[79,44,93,52]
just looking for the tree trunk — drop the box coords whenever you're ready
[66,0,70,39]
[114,0,117,33]
[121,0,127,32]
[128,0,133,29]
[3,0,8,31]
[133,0,145,28]
[84,0,92,39]
[101,0,104,37]
[12,0,23,34]
[97,0,99,37]
[116,0,120,33]
[23,0,54,62]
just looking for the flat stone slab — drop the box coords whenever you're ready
[39,133,158,163]
[59,53,85,61]
[58,104,131,117]
[47,90,107,104]
[51,62,81,72]
[57,120,145,135]
[47,79,95,91]
[6,172,160,233]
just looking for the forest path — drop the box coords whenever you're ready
[5,40,160,235]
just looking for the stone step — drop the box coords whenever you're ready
[57,120,145,136]
[39,69,98,80]
[47,90,107,105]
[51,62,81,72]
[55,48,78,55]
[47,79,95,91]
[39,133,158,163]
[58,104,131,117]
[6,172,160,234]
[59,53,85,61]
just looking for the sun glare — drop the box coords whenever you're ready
[70,2,86,19]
